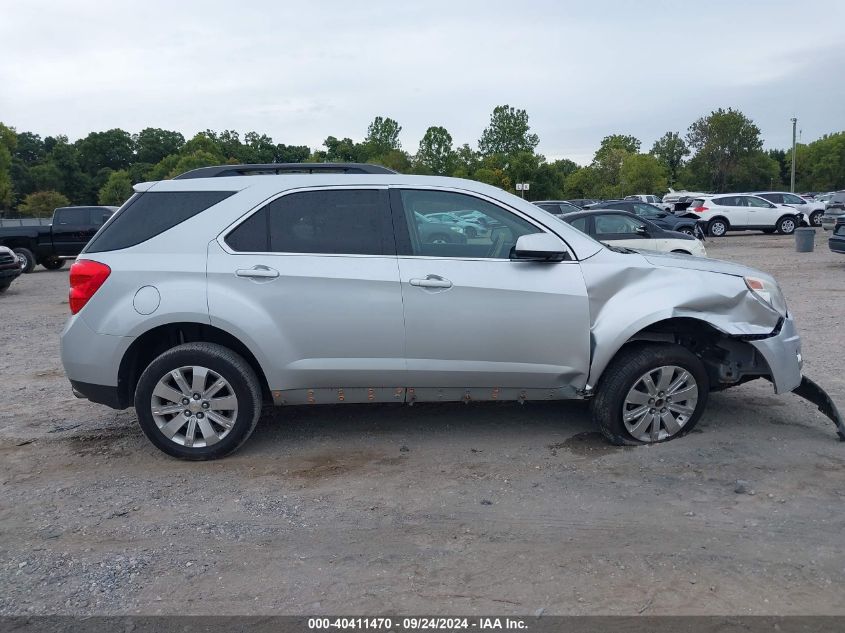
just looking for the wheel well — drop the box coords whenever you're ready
[117,322,271,408]
[708,216,729,227]
[620,317,772,390]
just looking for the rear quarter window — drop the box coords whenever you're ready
[85,191,235,253]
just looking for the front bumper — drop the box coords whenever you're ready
[749,315,844,440]
[749,315,802,394]
[0,265,22,281]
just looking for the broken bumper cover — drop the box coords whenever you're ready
[792,376,845,441]
[750,315,844,440]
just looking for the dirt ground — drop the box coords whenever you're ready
[1,230,844,616]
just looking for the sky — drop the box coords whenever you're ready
[1,0,843,165]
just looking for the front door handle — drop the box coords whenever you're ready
[409,275,452,289]
[236,265,279,279]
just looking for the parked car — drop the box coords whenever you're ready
[815,192,835,206]
[829,217,845,254]
[661,189,709,213]
[413,212,468,244]
[560,210,707,256]
[565,198,600,209]
[61,163,843,459]
[752,191,825,227]
[533,200,583,216]
[422,211,489,238]
[0,206,117,273]
[624,194,662,205]
[0,245,22,293]
[584,200,704,238]
[820,191,845,231]
[679,195,804,236]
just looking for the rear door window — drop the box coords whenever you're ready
[226,188,392,255]
[568,217,588,233]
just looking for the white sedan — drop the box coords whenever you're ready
[562,210,707,256]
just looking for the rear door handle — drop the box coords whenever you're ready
[236,265,279,279]
[409,275,452,289]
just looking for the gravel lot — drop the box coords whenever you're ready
[1,231,844,616]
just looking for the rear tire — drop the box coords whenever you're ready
[134,342,263,460]
[13,248,35,273]
[776,215,797,235]
[42,256,65,270]
[592,344,710,445]
[707,219,728,237]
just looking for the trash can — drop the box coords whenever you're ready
[795,227,815,252]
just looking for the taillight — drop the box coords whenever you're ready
[692,206,709,213]
[69,260,111,314]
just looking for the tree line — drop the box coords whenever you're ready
[1,106,843,217]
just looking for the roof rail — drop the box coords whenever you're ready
[173,163,397,180]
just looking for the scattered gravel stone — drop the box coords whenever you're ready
[734,480,755,495]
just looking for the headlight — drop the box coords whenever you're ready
[450,226,463,233]
[744,276,787,315]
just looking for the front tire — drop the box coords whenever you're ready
[134,342,262,460]
[776,215,797,235]
[592,344,710,445]
[678,226,694,236]
[707,218,728,237]
[13,247,35,273]
[809,211,823,227]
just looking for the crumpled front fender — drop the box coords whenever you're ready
[580,250,782,388]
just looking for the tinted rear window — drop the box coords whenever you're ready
[85,191,235,253]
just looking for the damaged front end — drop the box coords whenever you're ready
[579,248,843,441]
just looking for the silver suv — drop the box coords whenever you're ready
[60,164,842,459]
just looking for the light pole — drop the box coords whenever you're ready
[790,117,797,193]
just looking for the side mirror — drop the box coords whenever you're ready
[635,225,650,236]
[511,233,568,262]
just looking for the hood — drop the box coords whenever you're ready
[643,252,774,281]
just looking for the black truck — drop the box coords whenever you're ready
[0,206,117,273]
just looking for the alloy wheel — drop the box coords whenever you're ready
[622,365,699,442]
[150,365,238,448]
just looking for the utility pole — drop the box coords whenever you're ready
[790,117,797,193]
